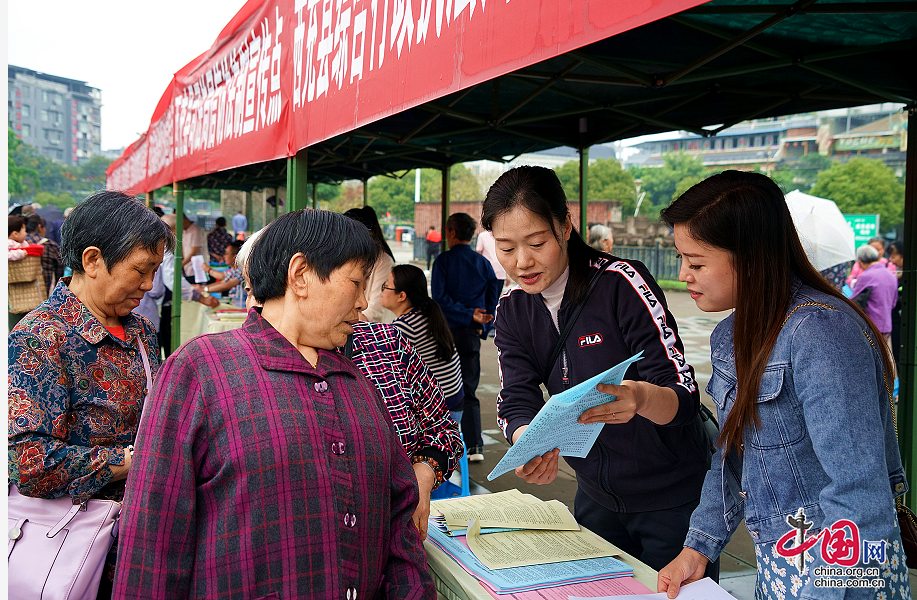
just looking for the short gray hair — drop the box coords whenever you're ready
[856,244,880,264]
[588,224,612,252]
[235,227,267,271]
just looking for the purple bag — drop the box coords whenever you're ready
[7,337,152,600]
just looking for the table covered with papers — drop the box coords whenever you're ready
[424,490,658,600]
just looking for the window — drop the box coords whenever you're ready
[50,111,61,125]
[714,139,723,150]
[22,124,30,137]
[42,90,49,102]
[41,109,48,121]
[21,105,30,118]
[21,85,30,98]
[52,93,62,106]
[44,129,63,143]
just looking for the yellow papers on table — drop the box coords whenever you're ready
[431,489,579,531]
[464,519,618,570]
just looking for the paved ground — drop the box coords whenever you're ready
[394,243,917,597]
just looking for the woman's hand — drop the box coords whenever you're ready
[579,381,679,426]
[511,426,560,485]
[412,462,435,541]
[657,547,709,598]
[109,448,133,482]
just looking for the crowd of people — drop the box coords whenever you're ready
[6,167,911,600]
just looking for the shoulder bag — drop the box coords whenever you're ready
[7,336,153,600]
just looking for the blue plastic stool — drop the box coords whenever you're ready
[430,435,471,499]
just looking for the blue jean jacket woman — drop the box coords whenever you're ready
[684,282,910,599]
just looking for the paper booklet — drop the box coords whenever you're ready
[430,489,579,531]
[488,352,643,480]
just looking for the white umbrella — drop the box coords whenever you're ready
[784,189,856,272]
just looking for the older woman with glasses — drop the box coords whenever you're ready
[113,210,435,599]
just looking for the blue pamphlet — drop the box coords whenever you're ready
[488,352,643,480]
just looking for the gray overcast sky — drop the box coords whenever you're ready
[8,0,247,152]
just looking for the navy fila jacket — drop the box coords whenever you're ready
[494,256,710,512]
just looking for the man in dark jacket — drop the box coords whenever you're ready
[431,213,502,461]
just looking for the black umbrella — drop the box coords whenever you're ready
[37,205,65,223]
[8,204,24,215]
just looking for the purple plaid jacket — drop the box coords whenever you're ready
[114,310,435,600]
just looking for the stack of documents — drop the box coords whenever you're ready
[430,489,577,536]
[427,526,633,594]
[427,490,634,593]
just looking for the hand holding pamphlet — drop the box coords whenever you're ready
[488,352,643,480]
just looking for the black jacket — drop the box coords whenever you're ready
[494,256,710,512]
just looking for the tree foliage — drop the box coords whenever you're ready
[629,152,708,213]
[810,157,904,231]
[768,153,835,193]
[365,164,484,222]
[8,129,113,206]
[8,129,40,197]
[554,157,636,214]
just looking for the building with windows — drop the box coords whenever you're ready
[8,65,102,166]
[620,103,905,175]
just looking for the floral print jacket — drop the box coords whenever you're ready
[8,278,160,504]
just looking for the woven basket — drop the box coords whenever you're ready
[8,255,42,284]
[9,278,47,314]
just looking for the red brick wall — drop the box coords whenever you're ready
[415,201,621,237]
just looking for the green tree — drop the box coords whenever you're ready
[8,129,40,198]
[555,157,636,214]
[769,153,834,193]
[366,164,485,222]
[77,155,113,189]
[630,152,708,210]
[810,158,904,231]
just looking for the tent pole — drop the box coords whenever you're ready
[363,177,369,207]
[579,147,589,235]
[441,165,451,252]
[145,192,154,209]
[899,106,916,512]
[312,182,318,209]
[171,181,184,354]
[286,150,308,213]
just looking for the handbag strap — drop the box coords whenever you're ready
[784,301,903,506]
[135,336,154,438]
[545,259,612,381]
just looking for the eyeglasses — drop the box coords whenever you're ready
[381,284,396,292]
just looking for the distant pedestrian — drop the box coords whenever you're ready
[587,224,614,253]
[207,216,234,264]
[846,235,896,287]
[425,226,442,270]
[181,213,203,279]
[475,229,510,288]
[344,206,395,323]
[431,212,502,463]
[851,244,899,343]
[24,215,64,295]
[231,209,248,240]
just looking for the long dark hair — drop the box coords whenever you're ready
[661,170,895,454]
[391,264,456,361]
[481,166,602,305]
[343,206,394,260]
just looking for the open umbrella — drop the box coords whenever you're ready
[784,189,856,271]
[37,205,65,223]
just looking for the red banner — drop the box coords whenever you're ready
[108,0,706,194]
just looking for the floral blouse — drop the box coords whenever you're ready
[8,278,160,504]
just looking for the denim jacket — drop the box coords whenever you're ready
[684,282,907,598]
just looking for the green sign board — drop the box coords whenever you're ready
[844,214,880,247]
